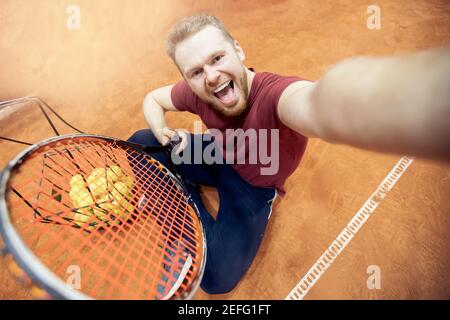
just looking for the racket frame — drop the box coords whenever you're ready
[0,133,207,300]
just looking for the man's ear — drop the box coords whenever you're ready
[233,40,246,61]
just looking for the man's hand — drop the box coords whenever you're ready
[155,127,189,155]
[142,85,189,154]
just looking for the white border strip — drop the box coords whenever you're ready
[285,156,414,300]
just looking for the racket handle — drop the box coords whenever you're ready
[168,134,182,149]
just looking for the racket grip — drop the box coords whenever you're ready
[169,134,182,149]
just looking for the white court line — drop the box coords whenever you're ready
[285,156,415,300]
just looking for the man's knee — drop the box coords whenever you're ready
[200,268,242,294]
[127,129,160,146]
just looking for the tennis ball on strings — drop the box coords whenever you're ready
[97,194,114,211]
[70,174,85,188]
[111,204,133,220]
[69,185,83,201]
[73,208,93,227]
[92,205,108,221]
[87,168,106,185]
[110,192,133,218]
[88,176,109,198]
[76,191,95,208]
[116,182,133,211]
[112,181,130,197]
[69,185,89,205]
[111,207,125,222]
[122,175,134,189]
[119,197,134,214]
[106,165,123,183]
[92,167,107,177]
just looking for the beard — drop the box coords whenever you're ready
[207,70,249,117]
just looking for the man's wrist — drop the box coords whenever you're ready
[154,126,167,135]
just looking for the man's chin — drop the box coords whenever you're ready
[210,100,247,117]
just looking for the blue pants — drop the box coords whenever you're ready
[128,129,277,294]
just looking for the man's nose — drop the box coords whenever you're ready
[204,66,220,86]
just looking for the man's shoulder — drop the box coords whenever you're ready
[171,79,202,113]
[251,71,305,104]
[255,71,304,83]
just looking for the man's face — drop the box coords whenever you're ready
[175,26,249,117]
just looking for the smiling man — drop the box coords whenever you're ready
[174,25,249,117]
[128,13,450,294]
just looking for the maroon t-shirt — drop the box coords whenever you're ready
[171,72,308,195]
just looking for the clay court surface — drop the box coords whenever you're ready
[0,0,449,299]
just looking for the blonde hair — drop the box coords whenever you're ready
[166,13,234,63]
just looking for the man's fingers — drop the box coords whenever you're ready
[156,127,176,146]
[174,130,189,155]
[159,135,170,146]
[156,127,189,153]
[162,127,177,139]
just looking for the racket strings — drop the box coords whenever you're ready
[5,137,204,299]
[83,164,187,297]
[121,156,198,297]
[27,152,193,298]
[10,145,107,227]
[15,140,171,226]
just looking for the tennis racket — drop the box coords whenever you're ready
[0,133,207,300]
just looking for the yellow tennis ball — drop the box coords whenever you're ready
[112,181,129,197]
[87,168,106,185]
[110,190,121,207]
[88,176,109,198]
[92,167,107,177]
[123,201,134,214]
[110,207,123,222]
[97,194,114,210]
[77,191,94,208]
[92,206,108,221]
[111,206,130,220]
[109,194,129,219]
[86,175,95,186]
[70,174,84,188]
[69,185,84,201]
[122,175,134,189]
[70,185,91,208]
[106,165,123,183]
[73,208,93,227]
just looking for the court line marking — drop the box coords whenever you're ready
[285,156,415,300]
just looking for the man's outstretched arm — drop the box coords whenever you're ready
[278,46,450,160]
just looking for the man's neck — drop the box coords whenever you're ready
[246,67,256,92]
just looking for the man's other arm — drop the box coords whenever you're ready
[278,46,450,160]
[143,85,189,152]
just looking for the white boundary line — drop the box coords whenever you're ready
[285,156,415,300]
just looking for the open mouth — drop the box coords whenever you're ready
[212,80,236,105]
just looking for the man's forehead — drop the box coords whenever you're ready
[175,26,232,72]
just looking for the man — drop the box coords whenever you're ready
[128,13,450,294]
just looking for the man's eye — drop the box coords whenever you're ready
[213,55,223,63]
[192,70,202,77]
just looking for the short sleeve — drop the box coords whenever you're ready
[255,73,304,125]
[268,76,304,114]
[170,80,199,114]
